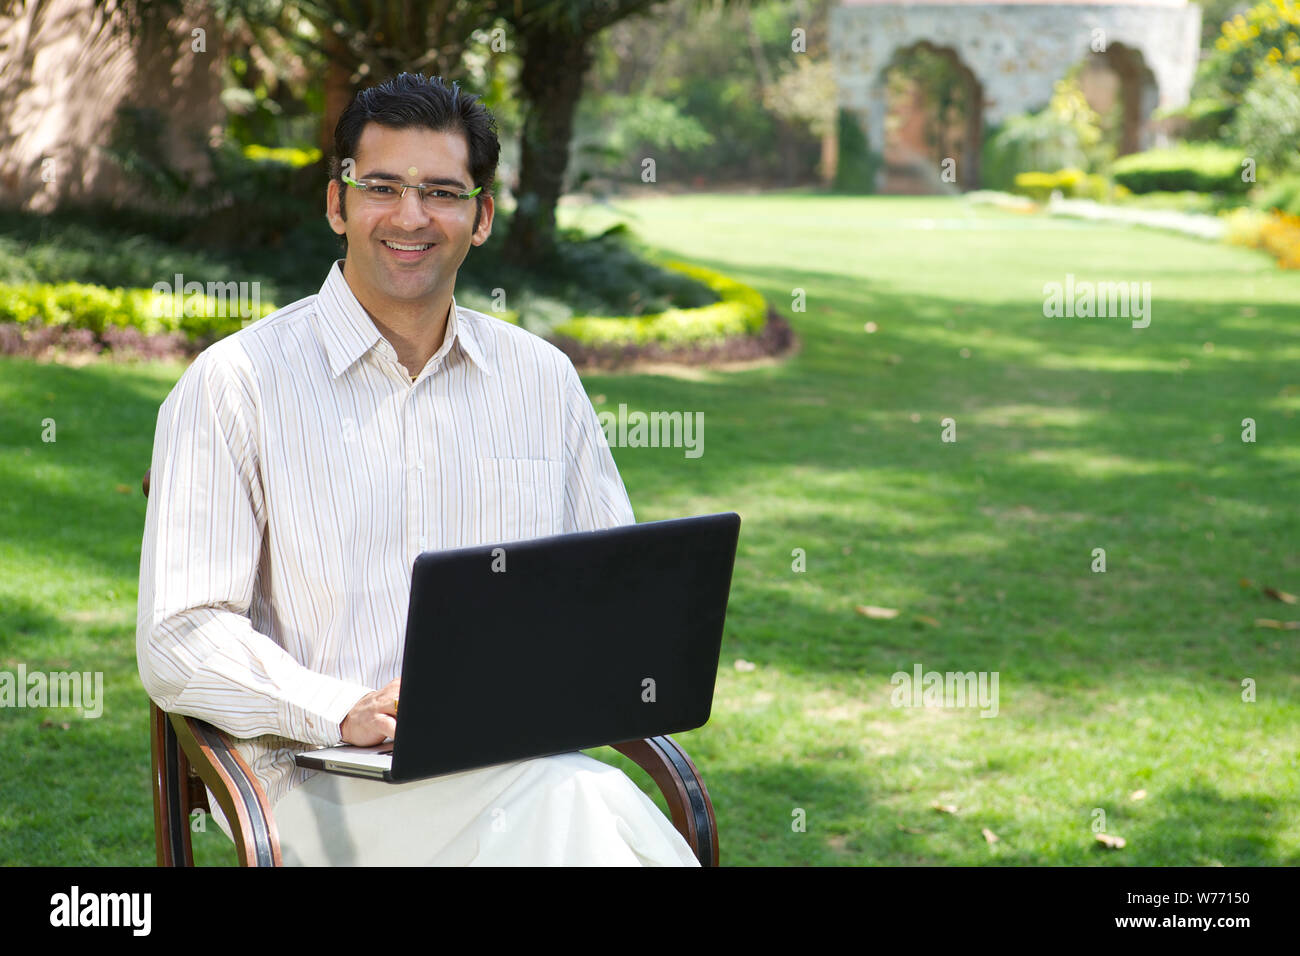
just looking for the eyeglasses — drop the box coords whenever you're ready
[341,174,483,208]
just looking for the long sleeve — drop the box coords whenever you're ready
[561,362,636,533]
[136,348,372,746]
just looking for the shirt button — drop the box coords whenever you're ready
[416,460,425,472]
[417,537,427,550]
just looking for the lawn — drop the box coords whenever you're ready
[1,194,1297,865]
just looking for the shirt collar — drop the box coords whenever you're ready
[315,260,491,379]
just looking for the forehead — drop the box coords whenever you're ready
[353,124,472,182]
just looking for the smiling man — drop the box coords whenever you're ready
[136,73,699,866]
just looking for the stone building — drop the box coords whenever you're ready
[829,0,1203,191]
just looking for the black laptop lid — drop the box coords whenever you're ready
[389,512,741,781]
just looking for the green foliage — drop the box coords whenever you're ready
[551,259,765,347]
[1253,174,1300,215]
[1012,168,1109,202]
[1228,62,1300,173]
[0,281,277,341]
[1112,144,1253,194]
[832,108,879,194]
[1198,0,1300,105]
[981,79,1103,191]
[1155,97,1236,141]
[569,92,715,191]
[241,144,322,167]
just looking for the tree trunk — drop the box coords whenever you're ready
[320,32,355,163]
[502,21,595,267]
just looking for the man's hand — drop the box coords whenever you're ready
[339,678,400,746]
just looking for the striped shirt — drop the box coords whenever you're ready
[136,260,636,808]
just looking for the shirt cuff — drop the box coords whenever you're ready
[278,675,374,747]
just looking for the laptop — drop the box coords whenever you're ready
[295,512,741,782]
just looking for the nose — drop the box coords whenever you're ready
[391,186,432,230]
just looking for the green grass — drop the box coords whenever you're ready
[2,194,1298,865]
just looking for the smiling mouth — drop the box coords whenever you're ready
[381,239,436,252]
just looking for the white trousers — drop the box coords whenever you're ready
[222,751,701,866]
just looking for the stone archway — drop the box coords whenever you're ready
[1079,41,1160,156]
[879,41,984,193]
[829,0,1202,190]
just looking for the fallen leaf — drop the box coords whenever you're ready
[1263,587,1298,604]
[863,321,878,333]
[1239,578,1255,589]
[1095,832,1126,849]
[914,615,941,628]
[982,827,999,844]
[733,659,756,672]
[1255,619,1300,630]
[931,802,958,814]
[896,824,925,834]
[114,484,131,494]
[855,605,899,619]
[1130,789,1147,801]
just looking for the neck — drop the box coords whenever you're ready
[342,261,452,377]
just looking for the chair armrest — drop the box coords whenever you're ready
[611,735,719,866]
[167,712,282,866]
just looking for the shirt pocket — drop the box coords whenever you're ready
[473,456,564,543]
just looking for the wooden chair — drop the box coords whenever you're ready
[143,468,719,866]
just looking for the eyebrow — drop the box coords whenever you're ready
[361,170,470,191]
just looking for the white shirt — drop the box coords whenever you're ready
[136,261,636,809]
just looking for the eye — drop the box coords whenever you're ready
[429,189,458,200]
[369,183,397,195]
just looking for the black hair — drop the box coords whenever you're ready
[330,73,501,242]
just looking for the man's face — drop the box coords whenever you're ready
[326,123,493,311]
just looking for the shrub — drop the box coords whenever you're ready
[833,107,880,194]
[0,281,278,342]
[1254,175,1300,216]
[1011,169,1109,202]
[1154,97,1236,141]
[1227,62,1300,174]
[981,77,1102,191]
[1224,207,1300,268]
[1111,144,1252,194]
[551,260,767,347]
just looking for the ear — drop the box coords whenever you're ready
[471,195,495,247]
[326,179,346,236]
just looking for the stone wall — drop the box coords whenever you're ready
[829,1,1203,189]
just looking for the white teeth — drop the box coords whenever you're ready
[383,240,433,251]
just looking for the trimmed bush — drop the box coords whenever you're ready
[1112,144,1252,195]
[551,260,767,347]
[0,281,278,342]
[1011,169,1110,202]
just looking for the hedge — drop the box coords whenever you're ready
[550,260,767,347]
[1111,144,1252,195]
[0,281,277,341]
[0,260,769,351]
[1011,168,1109,202]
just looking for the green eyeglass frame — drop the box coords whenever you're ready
[342,174,483,203]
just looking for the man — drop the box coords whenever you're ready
[136,73,698,866]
